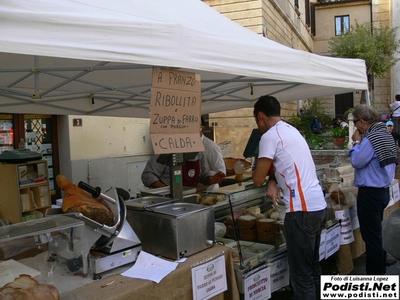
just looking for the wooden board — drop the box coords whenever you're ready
[0,259,41,288]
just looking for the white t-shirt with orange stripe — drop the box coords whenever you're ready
[258,121,326,213]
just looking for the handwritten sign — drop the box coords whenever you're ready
[150,67,204,154]
[191,254,227,300]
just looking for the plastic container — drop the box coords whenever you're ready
[234,159,245,183]
[18,139,25,149]
[225,241,275,267]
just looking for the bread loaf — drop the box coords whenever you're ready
[239,229,257,242]
[198,194,225,205]
[330,189,347,205]
[246,206,261,216]
[236,215,256,230]
[224,208,247,226]
[257,230,276,243]
[57,174,114,226]
[256,218,276,232]
[0,275,59,300]
[265,208,276,218]
[224,225,236,239]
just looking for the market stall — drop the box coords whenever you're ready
[0,0,372,298]
[0,0,368,117]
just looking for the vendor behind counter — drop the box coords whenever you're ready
[141,119,226,192]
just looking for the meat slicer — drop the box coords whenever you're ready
[48,182,141,279]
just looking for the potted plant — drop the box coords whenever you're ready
[331,126,348,147]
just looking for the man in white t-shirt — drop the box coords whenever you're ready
[252,95,327,300]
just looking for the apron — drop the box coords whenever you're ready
[182,160,201,187]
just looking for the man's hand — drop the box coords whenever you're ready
[205,171,226,185]
[265,180,280,208]
[151,180,167,188]
[351,129,362,142]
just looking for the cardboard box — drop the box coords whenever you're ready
[18,166,28,181]
[335,244,354,275]
[37,163,46,178]
[350,228,365,259]
[20,194,30,211]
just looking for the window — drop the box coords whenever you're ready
[305,0,310,27]
[335,15,350,35]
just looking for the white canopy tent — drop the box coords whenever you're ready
[0,0,368,118]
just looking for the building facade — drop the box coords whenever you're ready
[204,0,393,157]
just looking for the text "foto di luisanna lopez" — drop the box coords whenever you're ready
[320,275,399,300]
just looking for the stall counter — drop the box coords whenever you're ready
[59,244,239,300]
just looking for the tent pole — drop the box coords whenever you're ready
[366,89,371,106]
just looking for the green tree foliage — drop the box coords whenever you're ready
[328,22,400,102]
[329,22,399,78]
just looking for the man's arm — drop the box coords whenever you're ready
[200,138,226,185]
[253,157,280,207]
[252,157,271,186]
[150,180,167,188]
[141,155,168,188]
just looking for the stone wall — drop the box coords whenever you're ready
[311,149,350,166]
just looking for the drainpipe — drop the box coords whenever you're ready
[369,0,373,105]
[369,0,373,27]
[87,159,92,185]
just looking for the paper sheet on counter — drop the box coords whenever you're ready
[121,251,178,283]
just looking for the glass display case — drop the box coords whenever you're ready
[0,215,85,263]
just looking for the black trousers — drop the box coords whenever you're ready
[357,186,389,275]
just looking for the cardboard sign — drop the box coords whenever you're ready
[152,67,201,92]
[150,88,201,134]
[150,133,204,154]
[150,68,204,154]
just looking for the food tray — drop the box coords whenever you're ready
[225,241,275,262]
[198,192,228,206]
[125,196,175,211]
